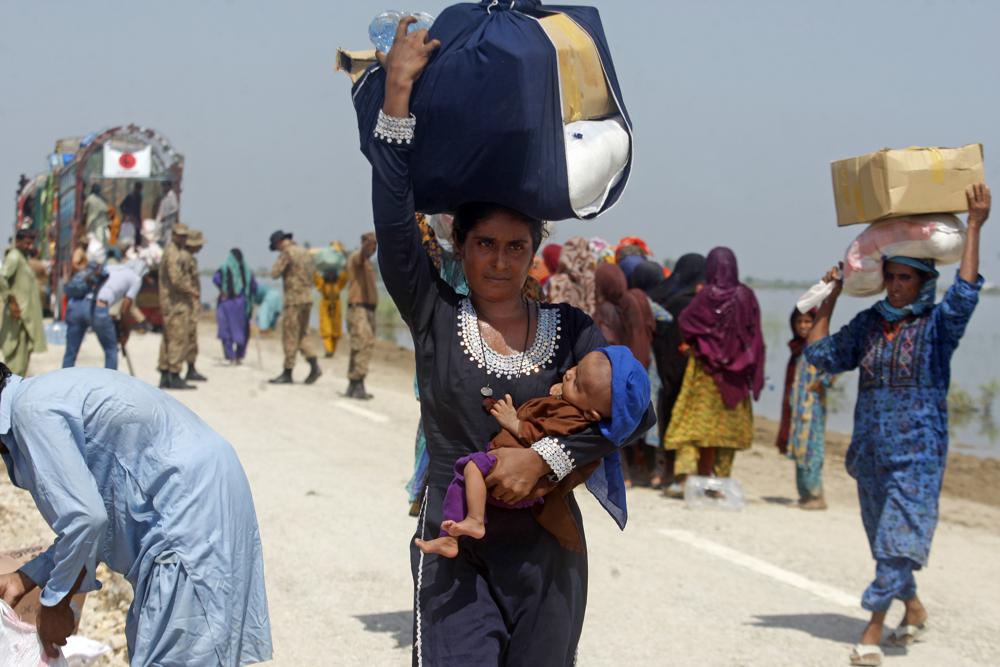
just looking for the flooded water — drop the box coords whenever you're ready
[373,285,1000,460]
[209,274,997,459]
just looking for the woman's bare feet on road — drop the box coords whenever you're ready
[415,536,459,558]
[442,517,485,540]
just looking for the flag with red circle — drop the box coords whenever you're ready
[102,144,152,178]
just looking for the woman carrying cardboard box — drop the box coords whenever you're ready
[806,183,991,666]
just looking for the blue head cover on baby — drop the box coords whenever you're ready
[596,346,651,446]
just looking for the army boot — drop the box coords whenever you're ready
[185,364,208,382]
[352,377,374,400]
[167,373,196,390]
[269,369,293,385]
[304,357,322,385]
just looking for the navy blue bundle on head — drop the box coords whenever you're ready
[596,345,651,446]
[352,0,633,221]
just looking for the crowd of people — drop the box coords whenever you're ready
[374,28,992,667]
[392,187,991,667]
[403,232,771,510]
[0,173,992,666]
[0,21,991,666]
[0,186,394,663]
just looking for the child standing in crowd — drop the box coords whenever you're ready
[778,309,834,509]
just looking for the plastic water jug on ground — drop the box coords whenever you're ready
[45,321,67,346]
[684,476,746,511]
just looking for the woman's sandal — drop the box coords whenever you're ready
[889,621,929,647]
[849,644,883,666]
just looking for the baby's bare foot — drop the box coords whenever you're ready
[442,517,486,540]
[415,536,460,558]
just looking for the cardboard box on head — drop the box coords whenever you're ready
[0,547,87,630]
[831,144,985,226]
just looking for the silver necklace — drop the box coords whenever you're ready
[476,298,532,398]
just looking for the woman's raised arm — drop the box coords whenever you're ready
[366,18,442,326]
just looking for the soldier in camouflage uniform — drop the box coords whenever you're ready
[268,230,321,384]
[345,231,378,400]
[183,229,208,383]
[157,223,198,390]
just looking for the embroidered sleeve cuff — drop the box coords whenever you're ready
[373,110,416,145]
[531,437,575,482]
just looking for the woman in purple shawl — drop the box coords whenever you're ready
[663,247,764,490]
[213,248,258,364]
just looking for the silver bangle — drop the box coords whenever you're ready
[373,110,416,145]
[531,437,575,482]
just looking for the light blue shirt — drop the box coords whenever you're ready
[95,265,142,304]
[0,368,272,664]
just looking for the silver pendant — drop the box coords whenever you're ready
[480,386,494,397]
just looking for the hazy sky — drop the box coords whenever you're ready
[2,0,997,281]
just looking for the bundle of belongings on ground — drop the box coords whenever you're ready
[0,549,110,666]
[347,0,633,221]
[798,143,984,311]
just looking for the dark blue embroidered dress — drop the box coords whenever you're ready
[805,274,982,611]
[363,119,654,663]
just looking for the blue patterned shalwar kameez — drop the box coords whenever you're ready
[805,274,982,612]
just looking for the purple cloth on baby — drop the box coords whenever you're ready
[439,451,543,538]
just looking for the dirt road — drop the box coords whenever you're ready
[3,324,999,666]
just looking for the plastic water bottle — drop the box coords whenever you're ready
[684,476,746,511]
[44,321,67,346]
[368,11,436,54]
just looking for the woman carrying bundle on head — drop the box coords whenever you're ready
[806,184,991,667]
[364,19,654,665]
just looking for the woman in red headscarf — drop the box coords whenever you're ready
[663,247,764,493]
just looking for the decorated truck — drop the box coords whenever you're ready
[14,125,184,325]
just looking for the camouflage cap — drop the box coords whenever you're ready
[187,229,205,248]
[172,223,190,237]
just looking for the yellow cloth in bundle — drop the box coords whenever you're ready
[539,14,615,124]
